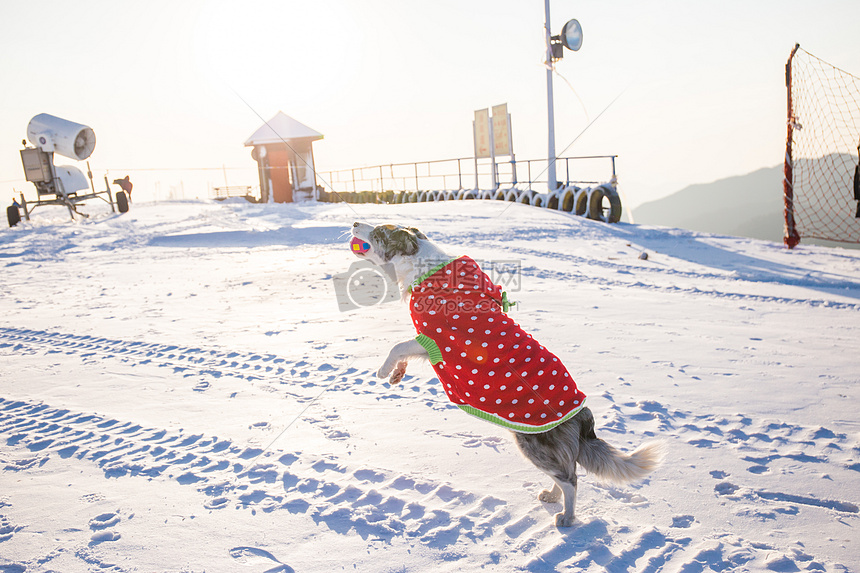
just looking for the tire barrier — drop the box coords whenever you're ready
[558,187,576,212]
[518,190,537,205]
[322,183,623,223]
[574,188,589,216]
[587,184,623,223]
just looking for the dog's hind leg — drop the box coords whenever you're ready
[538,482,562,503]
[539,477,577,526]
[553,476,577,527]
[514,415,585,527]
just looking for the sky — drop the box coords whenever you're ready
[1,0,859,210]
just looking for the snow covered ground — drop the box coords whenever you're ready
[1,198,858,572]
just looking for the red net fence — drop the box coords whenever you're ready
[784,45,860,248]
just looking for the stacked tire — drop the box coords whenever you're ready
[317,183,622,224]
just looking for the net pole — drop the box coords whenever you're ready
[784,43,801,249]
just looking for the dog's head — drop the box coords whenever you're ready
[351,222,428,264]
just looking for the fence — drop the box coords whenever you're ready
[212,185,255,201]
[318,154,616,196]
[317,154,622,223]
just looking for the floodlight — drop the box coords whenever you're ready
[560,19,583,51]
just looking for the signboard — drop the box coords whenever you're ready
[492,103,512,157]
[474,109,491,159]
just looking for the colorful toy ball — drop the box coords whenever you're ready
[350,237,371,255]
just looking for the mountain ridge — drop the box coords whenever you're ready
[631,162,857,248]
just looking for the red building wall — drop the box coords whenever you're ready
[266,145,293,203]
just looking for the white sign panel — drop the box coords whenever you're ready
[474,108,491,159]
[492,103,512,157]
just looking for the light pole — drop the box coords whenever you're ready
[543,2,582,192]
[544,0,557,191]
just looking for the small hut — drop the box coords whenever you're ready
[244,112,323,203]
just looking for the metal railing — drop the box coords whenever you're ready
[318,154,617,196]
[212,185,254,200]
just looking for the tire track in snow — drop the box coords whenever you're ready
[0,327,457,409]
[518,263,860,311]
[0,327,302,384]
[8,393,846,572]
[0,397,527,554]
[7,331,853,568]
[473,240,860,311]
[0,395,714,570]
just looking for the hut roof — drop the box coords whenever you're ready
[244,112,323,146]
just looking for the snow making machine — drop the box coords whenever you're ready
[9,114,129,226]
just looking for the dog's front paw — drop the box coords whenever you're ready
[539,488,561,503]
[554,512,574,528]
[376,364,392,379]
[388,360,408,385]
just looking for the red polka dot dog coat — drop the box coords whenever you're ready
[410,256,586,433]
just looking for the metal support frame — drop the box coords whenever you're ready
[18,147,117,221]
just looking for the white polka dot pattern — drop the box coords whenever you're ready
[410,256,586,432]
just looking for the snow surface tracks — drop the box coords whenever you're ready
[2,326,857,571]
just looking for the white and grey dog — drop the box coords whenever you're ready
[351,221,662,527]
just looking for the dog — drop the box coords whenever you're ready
[351,222,662,527]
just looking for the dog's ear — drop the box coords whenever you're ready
[383,228,420,261]
[406,227,427,240]
[369,225,392,253]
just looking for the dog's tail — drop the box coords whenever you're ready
[573,407,663,485]
[578,437,664,485]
